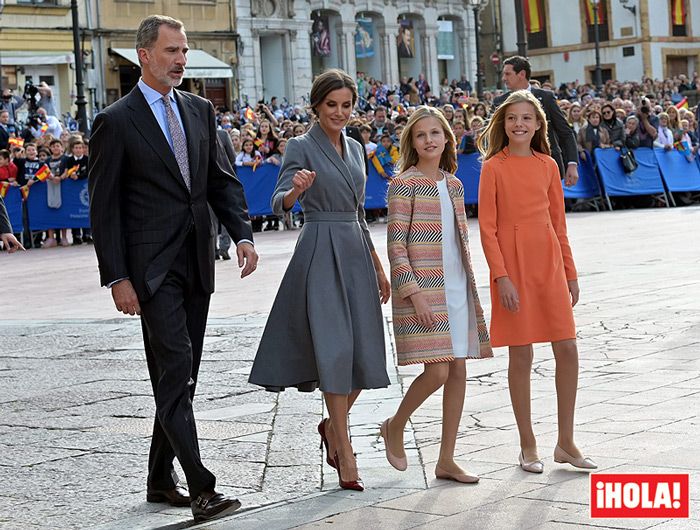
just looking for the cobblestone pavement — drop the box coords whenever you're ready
[1,207,699,529]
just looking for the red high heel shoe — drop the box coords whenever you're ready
[333,452,364,491]
[317,419,336,469]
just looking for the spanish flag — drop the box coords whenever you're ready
[34,164,51,181]
[523,0,545,33]
[254,137,264,148]
[252,155,262,172]
[672,0,685,26]
[20,185,30,201]
[584,0,606,26]
[244,107,256,122]
[675,97,688,110]
[0,181,9,199]
[66,165,80,177]
[8,137,24,148]
[40,123,49,135]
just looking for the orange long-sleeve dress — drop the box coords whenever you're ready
[478,148,577,347]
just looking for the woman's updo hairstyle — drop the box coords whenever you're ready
[309,68,358,118]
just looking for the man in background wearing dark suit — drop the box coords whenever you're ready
[493,56,579,186]
[89,15,258,523]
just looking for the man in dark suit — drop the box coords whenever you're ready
[1,198,24,252]
[89,15,257,523]
[214,128,236,260]
[493,56,579,186]
[0,110,11,150]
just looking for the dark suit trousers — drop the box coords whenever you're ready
[140,232,215,498]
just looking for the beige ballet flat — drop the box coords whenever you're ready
[519,451,544,473]
[380,418,408,471]
[554,445,598,470]
[435,464,479,484]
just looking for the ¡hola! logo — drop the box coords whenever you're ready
[591,474,689,518]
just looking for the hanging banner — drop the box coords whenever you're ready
[672,0,685,26]
[355,18,375,58]
[437,20,454,60]
[311,16,331,57]
[397,19,415,59]
[584,0,606,25]
[523,0,545,33]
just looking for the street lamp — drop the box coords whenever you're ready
[70,0,88,134]
[513,0,528,57]
[591,0,603,93]
[468,0,489,99]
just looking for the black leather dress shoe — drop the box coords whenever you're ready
[220,249,231,260]
[191,491,241,523]
[146,484,191,507]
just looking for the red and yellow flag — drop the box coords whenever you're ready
[0,181,10,199]
[244,107,256,122]
[252,155,262,172]
[584,0,606,25]
[40,123,49,135]
[34,164,51,182]
[8,137,24,148]
[672,0,685,25]
[66,165,80,177]
[676,97,688,110]
[20,185,30,201]
[523,0,545,33]
[253,137,264,148]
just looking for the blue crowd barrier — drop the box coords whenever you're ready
[455,153,481,204]
[27,179,91,230]
[365,163,391,209]
[4,187,23,233]
[564,153,602,200]
[654,147,700,192]
[594,147,667,197]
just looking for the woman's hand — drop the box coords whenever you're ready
[568,279,580,307]
[496,277,520,313]
[291,169,316,193]
[377,270,390,304]
[409,292,435,328]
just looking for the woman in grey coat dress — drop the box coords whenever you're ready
[249,69,391,491]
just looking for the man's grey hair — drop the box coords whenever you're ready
[135,15,185,60]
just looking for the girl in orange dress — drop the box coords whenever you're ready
[477,91,597,474]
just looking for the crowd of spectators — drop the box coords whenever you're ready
[213,70,700,224]
[3,70,699,249]
[1,83,90,249]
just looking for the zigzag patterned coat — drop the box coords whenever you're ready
[387,167,493,365]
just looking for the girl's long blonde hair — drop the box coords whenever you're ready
[396,105,457,174]
[477,90,551,160]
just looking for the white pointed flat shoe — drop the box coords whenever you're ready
[554,445,598,470]
[518,451,544,473]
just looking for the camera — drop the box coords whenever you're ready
[26,113,43,129]
[640,106,650,114]
[23,80,39,101]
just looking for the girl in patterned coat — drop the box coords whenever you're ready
[381,106,492,483]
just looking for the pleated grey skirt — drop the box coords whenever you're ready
[249,211,390,394]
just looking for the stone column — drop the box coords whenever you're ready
[341,22,358,79]
[384,21,400,87]
[423,24,440,93]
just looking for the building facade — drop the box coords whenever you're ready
[236,0,483,105]
[1,0,239,122]
[0,0,85,119]
[497,0,700,86]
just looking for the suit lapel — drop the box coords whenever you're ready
[307,124,358,202]
[174,89,200,188]
[126,87,186,191]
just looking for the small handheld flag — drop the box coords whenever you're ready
[34,164,51,182]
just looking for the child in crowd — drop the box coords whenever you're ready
[477,90,597,474]
[12,143,42,247]
[359,124,377,155]
[0,149,17,183]
[60,136,91,245]
[265,138,287,166]
[370,133,399,178]
[235,138,262,167]
[44,139,69,247]
[383,106,492,483]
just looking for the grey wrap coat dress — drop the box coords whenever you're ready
[249,124,390,394]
